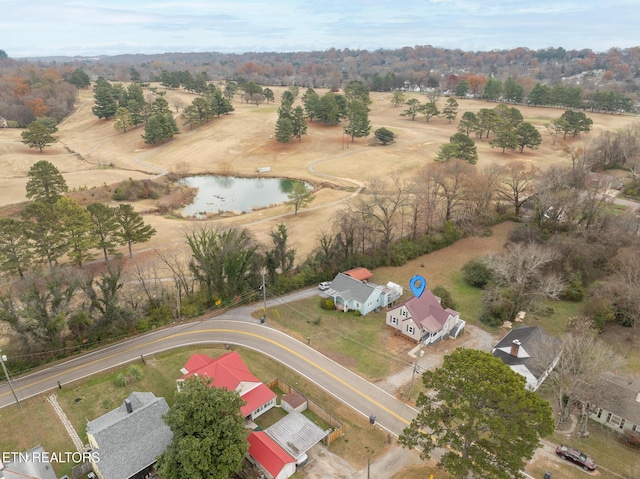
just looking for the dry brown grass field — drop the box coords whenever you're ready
[2,87,639,477]
[1,85,639,260]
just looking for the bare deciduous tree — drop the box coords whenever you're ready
[487,241,565,318]
[355,176,406,257]
[495,160,540,216]
[427,159,474,222]
[547,329,623,434]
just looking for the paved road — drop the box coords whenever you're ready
[0,289,418,439]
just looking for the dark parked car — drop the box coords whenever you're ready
[556,445,596,471]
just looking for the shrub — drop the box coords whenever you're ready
[320,298,335,310]
[585,291,616,332]
[624,429,640,448]
[144,299,173,328]
[114,365,144,387]
[462,258,493,288]
[560,273,584,301]
[479,289,514,327]
[432,285,456,310]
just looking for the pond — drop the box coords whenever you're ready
[180,175,309,216]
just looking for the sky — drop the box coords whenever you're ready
[2,0,639,58]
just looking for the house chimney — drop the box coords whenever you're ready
[125,399,133,413]
[510,339,521,357]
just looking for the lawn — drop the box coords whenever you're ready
[50,345,389,471]
[265,297,410,380]
[0,397,77,478]
[526,426,640,479]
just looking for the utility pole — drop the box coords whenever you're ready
[0,349,22,410]
[261,270,267,312]
[406,341,424,401]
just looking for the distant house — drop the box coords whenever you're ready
[386,289,464,344]
[0,117,8,128]
[586,172,622,190]
[247,431,297,479]
[179,351,276,420]
[0,445,57,479]
[589,374,640,434]
[492,326,562,391]
[327,272,402,316]
[86,392,173,479]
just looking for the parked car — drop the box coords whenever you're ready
[555,445,596,471]
[318,282,331,291]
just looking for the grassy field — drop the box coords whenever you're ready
[2,85,640,477]
[0,345,389,477]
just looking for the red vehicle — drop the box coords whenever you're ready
[556,445,596,471]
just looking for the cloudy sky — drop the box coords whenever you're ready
[3,0,639,58]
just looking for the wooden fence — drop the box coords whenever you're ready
[265,378,344,445]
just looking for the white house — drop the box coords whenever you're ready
[327,273,402,316]
[385,289,463,344]
[589,373,640,434]
[492,326,562,391]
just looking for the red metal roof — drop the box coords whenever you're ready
[182,353,215,374]
[180,351,260,390]
[180,351,276,416]
[248,431,296,477]
[342,267,373,281]
[240,383,276,416]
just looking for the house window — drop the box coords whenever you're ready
[391,316,398,325]
[401,309,407,317]
[597,408,603,418]
[609,414,622,427]
[407,325,415,335]
[633,424,640,432]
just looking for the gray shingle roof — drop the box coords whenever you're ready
[1,445,57,479]
[329,273,378,304]
[492,326,562,380]
[86,392,172,479]
[595,374,640,425]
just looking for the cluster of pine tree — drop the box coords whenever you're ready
[0,160,156,277]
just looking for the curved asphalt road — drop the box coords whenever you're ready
[0,291,417,439]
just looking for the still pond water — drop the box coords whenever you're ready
[180,175,307,216]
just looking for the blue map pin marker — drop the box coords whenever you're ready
[409,275,426,298]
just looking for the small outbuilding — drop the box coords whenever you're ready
[247,431,297,479]
[281,391,308,413]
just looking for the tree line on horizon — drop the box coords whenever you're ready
[2,43,639,129]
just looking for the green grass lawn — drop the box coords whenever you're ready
[25,345,389,471]
[0,397,76,478]
[448,270,485,324]
[525,425,640,479]
[266,297,412,380]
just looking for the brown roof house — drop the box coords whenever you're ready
[492,326,562,392]
[385,289,464,345]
